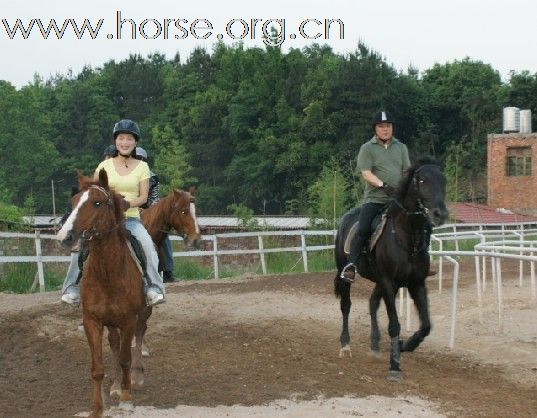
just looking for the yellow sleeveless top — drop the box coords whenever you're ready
[95,159,150,219]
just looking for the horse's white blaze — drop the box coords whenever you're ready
[56,190,89,241]
[190,202,200,234]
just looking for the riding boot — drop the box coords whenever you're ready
[341,236,365,283]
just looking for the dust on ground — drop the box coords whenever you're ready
[0,258,536,417]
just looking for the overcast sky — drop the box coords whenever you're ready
[1,0,536,88]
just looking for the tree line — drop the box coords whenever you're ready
[1,41,537,223]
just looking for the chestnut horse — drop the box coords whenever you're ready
[141,188,202,270]
[57,170,147,417]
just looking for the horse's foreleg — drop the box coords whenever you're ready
[108,327,122,397]
[401,283,431,352]
[379,281,402,381]
[369,284,382,357]
[117,321,136,411]
[83,317,105,417]
[131,308,150,388]
[337,277,352,358]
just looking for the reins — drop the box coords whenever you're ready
[387,164,439,257]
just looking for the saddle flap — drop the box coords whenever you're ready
[369,212,388,251]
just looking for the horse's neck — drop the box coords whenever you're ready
[143,201,169,244]
[85,233,129,275]
[392,191,427,234]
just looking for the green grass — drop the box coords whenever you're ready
[0,263,64,293]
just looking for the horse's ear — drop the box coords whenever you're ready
[188,186,197,196]
[173,189,183,197]
[98,169,109,189]
[76,170,84,189]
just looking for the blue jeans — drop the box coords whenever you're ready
[61,217,165,296]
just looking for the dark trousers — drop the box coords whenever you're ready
[348,202,385,265]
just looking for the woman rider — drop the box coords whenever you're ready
[61,119,165,306]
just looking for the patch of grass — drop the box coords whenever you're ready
[0,263,65,293]
[0,263,36,293]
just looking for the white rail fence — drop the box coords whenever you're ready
[0,230,336,291]
[2,221,537,349]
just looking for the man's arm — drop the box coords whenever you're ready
[361,170,384,188]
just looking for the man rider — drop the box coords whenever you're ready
[341,111,411,281]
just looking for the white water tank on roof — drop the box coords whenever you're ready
[519,109,532,133]
[503,107,520,133]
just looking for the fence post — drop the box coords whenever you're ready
[34,231,45,292]
[212,236,219,279]
[301,232,308,273]
[258,235,267,274]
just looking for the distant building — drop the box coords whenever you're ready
[487,132,537,215]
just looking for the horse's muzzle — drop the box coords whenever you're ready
[430,207,449,226]
[184,237,202,249]
[58,230,79,248]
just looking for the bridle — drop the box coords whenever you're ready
[392,164,438,218]
[80,185,120,240]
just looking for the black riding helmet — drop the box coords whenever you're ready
[113,119,140,140]
[371,111,394,129]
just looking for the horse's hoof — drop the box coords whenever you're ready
[110,383,121,397]
[131,375,145,388]
[141,343,150,357]
[387,370,403,382]
[118,401,134,412]
[368,350,382,360]
[339,345,352,358]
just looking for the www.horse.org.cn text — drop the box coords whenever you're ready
[1,11,345,47]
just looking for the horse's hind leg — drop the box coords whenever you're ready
[369,284,382,358]
[337,277,352,358]
[401,283,431,352]
[83,318,105,417]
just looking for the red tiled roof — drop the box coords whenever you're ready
[449,203,537,224]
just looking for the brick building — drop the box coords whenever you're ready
[487,133,537,214]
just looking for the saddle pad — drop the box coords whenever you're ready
[343,213,389,255]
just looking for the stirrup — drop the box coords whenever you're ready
[340,263,357,283]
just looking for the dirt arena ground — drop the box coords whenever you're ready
[0,259,536,417]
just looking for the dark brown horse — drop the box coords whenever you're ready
[57,170,147,417]
[334,158,449,381]
[141,187,202,270]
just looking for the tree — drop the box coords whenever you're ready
[307,160,351,229]
[151,124,196,195]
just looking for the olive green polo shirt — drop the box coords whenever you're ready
[356,136,411,204]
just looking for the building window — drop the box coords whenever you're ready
[506,147,532,176]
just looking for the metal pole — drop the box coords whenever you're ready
[213,236,219,279]
[34,231,45,292]
[301,232,308,273]
[258,235,267,274]
[51,180,57,231]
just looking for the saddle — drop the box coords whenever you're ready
[343,210,389,255]
[76,231,148,284]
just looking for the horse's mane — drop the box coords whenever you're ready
[142,193,175,227]
[395,156,440,200]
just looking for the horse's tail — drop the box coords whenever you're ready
[333,207,361,298]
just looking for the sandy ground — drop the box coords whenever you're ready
[0,259,536,417]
